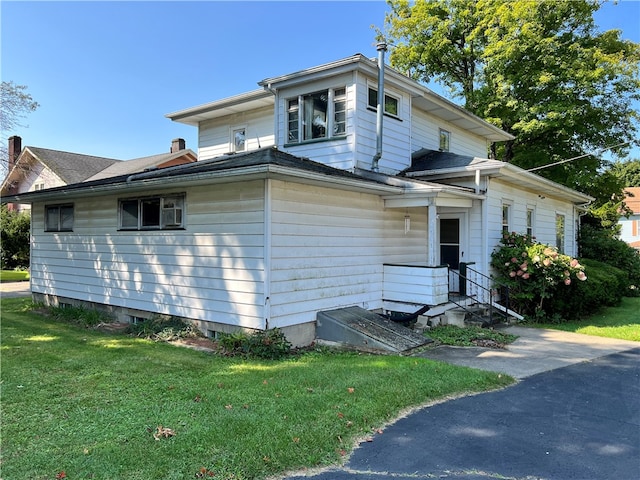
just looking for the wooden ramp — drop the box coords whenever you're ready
[316,306,432,353]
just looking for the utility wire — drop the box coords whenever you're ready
[526,141,632,172]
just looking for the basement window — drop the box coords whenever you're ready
[119,193,185,230]
[45,204,74,232]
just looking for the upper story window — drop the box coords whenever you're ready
[232,127,246,152]
[286,87,346,144]
[439,129,451,152]
[45,204,74,232]
[119,194,185,230]
[367,87,399,116]
[34,183,45,191]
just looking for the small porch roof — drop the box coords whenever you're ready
[405,150,594,205]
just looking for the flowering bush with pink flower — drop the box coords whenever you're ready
[491,232,587,319]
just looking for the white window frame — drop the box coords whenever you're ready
[501,202,512,235]
[45,204,74,232]
[526,207,535,239]
[367,86,400,117]
[439,128,451,152]
[556,213,565,253]
[119,193,185,231]
[231,127,246,153]
[286,87,347,144]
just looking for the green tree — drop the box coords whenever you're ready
[381,0,640,193]
[0,205,30,270]
[610,159,640,187]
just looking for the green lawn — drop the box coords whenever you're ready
[0,269,29,282]
[1,298,513,480]
[531,296,640,342]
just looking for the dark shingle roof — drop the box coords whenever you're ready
[404,149,496,174]
[27,147,121,184]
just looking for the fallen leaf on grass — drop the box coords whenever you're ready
[153,426,176,440]
[347,387,355,394]
[55,472,66,479]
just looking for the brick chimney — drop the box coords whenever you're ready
[170,138,185,153]
[8,135,22,169]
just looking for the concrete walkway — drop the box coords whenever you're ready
[0,281,32,299]
[416,325,639,379]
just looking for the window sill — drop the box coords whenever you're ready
[366,106,402,121]
[284,135,348,148]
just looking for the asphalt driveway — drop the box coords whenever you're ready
[285,347,640,480]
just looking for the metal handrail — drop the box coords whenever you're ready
[448,263,512,325]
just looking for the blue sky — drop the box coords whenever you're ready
[2,0,639,162]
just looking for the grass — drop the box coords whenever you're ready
[530,296,640,342]
[0,298,514,480]
[0,269,29,282]
[427,325,518,347]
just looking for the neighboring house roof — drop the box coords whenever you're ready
[167,54,514,143]
[404,149,594,205]
[623,187,640,214]
[24,147,120,184]
[87,149,197,181]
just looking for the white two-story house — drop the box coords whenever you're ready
[4,50,592,346]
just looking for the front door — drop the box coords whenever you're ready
[440,218,460,269]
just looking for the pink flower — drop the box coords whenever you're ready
[520,263,528,271]
[517,270,524,276]
[543,258,552,267]
[564,270,570,277]
[543,247,554,256]
[577,271,587,281]
[570,259,579,268]
[511,257,518,263]
[522,273,530,279]
[564,278,571,285]
[509,271,517,278]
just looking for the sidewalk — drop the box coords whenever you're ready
[0,281,32,299]
[416,325,639,378]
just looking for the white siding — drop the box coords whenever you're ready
[269,180,428,328]
[277,73,357,170]
[30,181,267,329]
[411,109,488,157]
[199,107,275,160]
[485,179,580,258]
[353,71,412,174]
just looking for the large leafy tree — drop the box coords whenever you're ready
[381,0,640,194]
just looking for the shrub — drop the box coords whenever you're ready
[0,205,30,270]
[579,224,640,295]
[491,232,587,320]
[126,315,200,341]
[217,328,292,360]
[543,259,626,321]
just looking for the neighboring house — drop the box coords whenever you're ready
[620,187,640,250]
[2,50,592,346]
[1,136,196,211]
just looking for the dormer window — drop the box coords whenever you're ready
[439,129,450,152]
[286,87,346,144]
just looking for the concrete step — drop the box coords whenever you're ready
[316,306,432,353]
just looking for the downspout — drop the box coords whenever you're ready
[371,42,387,173]
[263,179,272,330]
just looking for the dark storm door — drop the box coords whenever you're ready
[440,218,460,270]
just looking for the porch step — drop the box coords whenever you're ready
[316,306,432,353]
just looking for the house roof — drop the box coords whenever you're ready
[624,187,640,214]
[167,54,514,143]
[404,149,593,205]
[87,149,197,181]
[23,147,121,184]
[2,147,403,204]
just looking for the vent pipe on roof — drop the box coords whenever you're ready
[371,42,387,173]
